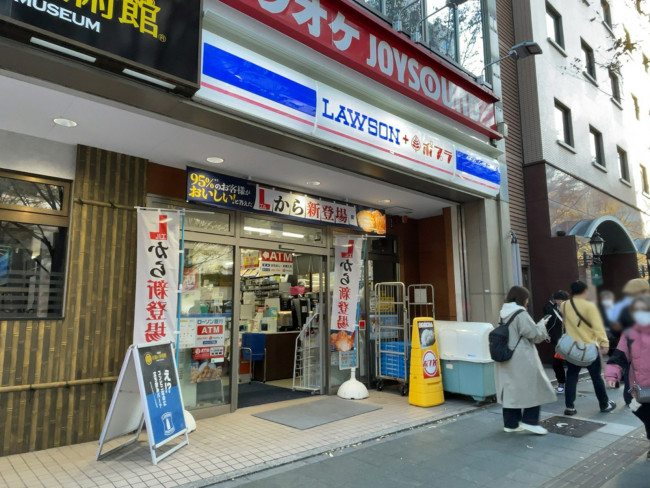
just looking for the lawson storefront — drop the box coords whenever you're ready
[0,0,513,455]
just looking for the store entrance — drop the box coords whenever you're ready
[237,247,325,408]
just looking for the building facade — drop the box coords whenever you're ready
[501,0,650,325]
[0,0,516,455]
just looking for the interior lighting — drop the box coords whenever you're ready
[306,181,321,186]
[206,157,224,164]
[379,199,391,204]
[243,226,272,234]
[282,232,305,239]
[30,37,97,63]
[53,118,78,127]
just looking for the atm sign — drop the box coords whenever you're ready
[422,350,439,379]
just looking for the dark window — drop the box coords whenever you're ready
[632,93,640,120]
[609,70,621,102]
[601,0,612,28]
[589,126,605,167]
[642,166,650,194]
[0,171,70,319]
[617,147,629,182]
[546,3,564,47]
[582,39,597,79]
[554,100,573,146]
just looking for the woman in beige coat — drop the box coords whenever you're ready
[495,286,557,435]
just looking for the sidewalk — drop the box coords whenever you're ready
[0,388,484,488]
[223,383,648,488]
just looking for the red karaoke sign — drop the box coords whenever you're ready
[219,0,500,138]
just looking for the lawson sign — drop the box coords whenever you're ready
[194,32,501,197]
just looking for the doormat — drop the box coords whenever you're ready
[253,397,381,429]
[238,382,312,409]
[540,416,604,438]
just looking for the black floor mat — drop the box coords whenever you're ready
[238,382,313,408]
[540,415,604,437]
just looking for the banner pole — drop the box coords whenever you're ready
[175,210,186,366]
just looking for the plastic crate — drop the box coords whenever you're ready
[379,342,410,378]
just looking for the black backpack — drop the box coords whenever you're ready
[489,310,524,362]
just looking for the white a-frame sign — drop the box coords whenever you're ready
[97,342,189,465]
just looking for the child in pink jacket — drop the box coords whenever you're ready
[606,295,650,458]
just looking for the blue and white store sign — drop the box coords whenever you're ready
[195,32,500,197]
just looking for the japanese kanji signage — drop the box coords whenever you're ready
[195,32,501,197]
[329,236,364,352]
[0,0,201,90]
[96,342,188,465]
[186,167,388,234]
[215,0,499,138]
[134,209,181,345]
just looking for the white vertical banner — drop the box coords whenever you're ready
[134,209,181,345]
[329,236,364,352]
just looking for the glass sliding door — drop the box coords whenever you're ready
[178,242,234,410]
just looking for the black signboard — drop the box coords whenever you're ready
[0,0,200,91]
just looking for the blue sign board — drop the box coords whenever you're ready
[187,169,256,211]
[137,344,186,447]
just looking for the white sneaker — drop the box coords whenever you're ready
[520,423,548,435]
[504,425,524,433]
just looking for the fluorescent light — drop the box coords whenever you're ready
[282,232,304,239]
[244,226,272,234]
[224,261,234,267]
[306,181,321,186]
[122,68,176,90]
[53,118,77,128]
[30,37,97,62]
[206,157,224,164]
[379,199,391,204]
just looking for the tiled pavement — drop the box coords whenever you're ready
[0,389,482,488]
[226,384,649,488]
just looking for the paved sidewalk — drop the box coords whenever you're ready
[0,389,483,488]
[224,384,648,488]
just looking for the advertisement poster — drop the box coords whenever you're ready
[137,343,186,447]
[133,210,181,345]
[187,167,387,234]
[330,236,364,352]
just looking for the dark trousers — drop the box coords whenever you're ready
[565,356,610,410]
[553,356,566,384]
[503,406,541,428]
[632,403,650,440]
[623,368,632,405]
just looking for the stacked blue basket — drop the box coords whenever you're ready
[380,342,410,378]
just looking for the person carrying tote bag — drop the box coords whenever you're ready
[560,281,616,416]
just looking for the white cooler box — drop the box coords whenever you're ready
[436,321,496,402]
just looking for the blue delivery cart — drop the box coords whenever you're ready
[435,321,496,403]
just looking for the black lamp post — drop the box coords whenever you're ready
[590,231,605,265]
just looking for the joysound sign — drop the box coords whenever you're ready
[0,0,201,92]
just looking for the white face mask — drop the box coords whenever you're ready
[602,299,614,309]
[633,311,650,327]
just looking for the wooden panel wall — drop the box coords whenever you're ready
[496,0,529,266]
[0,146,146,456]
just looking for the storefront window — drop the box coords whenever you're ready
[178,242,234,409]
[357,0,486,77]
[242,216,324,246]
[0,171,70,319]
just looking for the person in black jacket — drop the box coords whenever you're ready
[543,290,570,393]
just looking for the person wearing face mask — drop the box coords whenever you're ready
[606,295,650,459]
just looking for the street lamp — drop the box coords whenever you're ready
[477,41,543,85]
[410,0,468,44]
[590,231,605,265]
[392,0,421,33]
